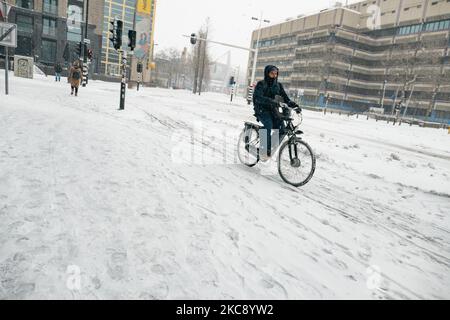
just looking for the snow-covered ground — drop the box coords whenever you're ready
[1,72,449,299]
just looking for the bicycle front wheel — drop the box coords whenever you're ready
[278,138,316,187]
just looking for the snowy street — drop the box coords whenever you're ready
[1,73,449,299]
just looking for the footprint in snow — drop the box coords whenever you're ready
[139,282,169,300]
[107,251,128,281]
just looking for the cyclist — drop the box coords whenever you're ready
[253,65,301,160]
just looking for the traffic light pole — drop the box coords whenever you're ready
[183,34,257,101]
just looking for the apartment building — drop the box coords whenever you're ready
[247,0,450,122]
[1,0,104,74]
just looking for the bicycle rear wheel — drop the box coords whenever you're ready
[278,138,316,187]
[237,127,259,167]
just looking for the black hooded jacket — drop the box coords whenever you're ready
[253,65,292,115]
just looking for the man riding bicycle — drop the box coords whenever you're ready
[253,65,301,160]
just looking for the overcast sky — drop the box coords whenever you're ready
[154,0,360,73]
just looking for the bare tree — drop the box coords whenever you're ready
[191,19,212,95]
[155,47,190,88]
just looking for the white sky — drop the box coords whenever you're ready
[154,0,361,73]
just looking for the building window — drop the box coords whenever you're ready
[43,0,58,15]
[398,24,422,35]
[41,39,57,62]
[423,20,450,32]
[16,14,34,33]
[16,0,34,9]
[16,35,33,56]
[43,18,57,36]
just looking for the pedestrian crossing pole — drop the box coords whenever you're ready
[119,50,127,110]
[82,63,88,87]
[247,85,254,105]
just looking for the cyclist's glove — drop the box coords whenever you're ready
[288,101,302,113]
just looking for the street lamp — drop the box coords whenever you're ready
[250,13,270,87]
[380,79,387,111]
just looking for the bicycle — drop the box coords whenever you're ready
[237,104,316,187]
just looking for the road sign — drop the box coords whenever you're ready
[0,22,17,48]
[0,4,12,19]
[83,38,91,44]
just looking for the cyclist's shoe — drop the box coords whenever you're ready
[259,154,271,162]
[258,149,271,162]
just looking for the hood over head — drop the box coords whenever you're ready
[264,65,279,84]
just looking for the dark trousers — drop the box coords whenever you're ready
[71,86,79,95]
[258,111,286,157]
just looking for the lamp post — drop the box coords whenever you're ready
[380,79,387,111]
[250,13,270,87]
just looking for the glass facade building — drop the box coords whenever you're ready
[100,0,137,76]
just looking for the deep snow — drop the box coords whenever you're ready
[0,72,449,299]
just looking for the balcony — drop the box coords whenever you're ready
[348,80,383,90]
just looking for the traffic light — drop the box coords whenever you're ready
[229,76,235,86]
[128,30,136,51]
[109,19,123,51]
[137,62,143,73]
[109,19,116,47]
[115,20,123,50]
[87,49,93,61]
[190,33,197,45]
[75,42,82,57]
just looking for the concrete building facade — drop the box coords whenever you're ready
[247,0,450,122]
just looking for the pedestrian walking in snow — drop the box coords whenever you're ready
[68,60,83,96]
[55,62,62,82]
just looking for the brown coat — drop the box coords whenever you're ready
[68,66,83,88]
